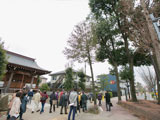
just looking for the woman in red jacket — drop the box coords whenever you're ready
[40,91,48,114]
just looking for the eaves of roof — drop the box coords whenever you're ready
[6,50,51,74]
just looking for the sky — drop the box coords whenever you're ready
[0,0,110,81]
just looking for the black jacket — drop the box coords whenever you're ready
[105,93,110,103]
[50,93,57,101]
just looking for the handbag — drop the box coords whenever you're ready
[109,102,113,107]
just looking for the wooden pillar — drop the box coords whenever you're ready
[30,76,34,89]
[20,74,24,89]
[5,72,14,93]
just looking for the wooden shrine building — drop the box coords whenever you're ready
[1,50,51,93]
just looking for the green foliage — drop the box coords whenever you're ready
[40,83,50,92]
[64,67,74,91]
[0,41,7,81]
[119,65,132,81]
[109,92,113,98]
[97,74,109,91]
[77,70,86,90]
[36,75,41,87]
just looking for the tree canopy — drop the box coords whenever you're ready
[0,40,7,81]
[77,70,86,90]
[64,67,74,91]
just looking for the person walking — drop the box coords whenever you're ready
[49,91,57,113]
[19,92,28,120]
[28,89,34,104]
[77,92,81,113]
[32,90,41,113]
[98,93,102,106]
[105,91,111,111]
[81,92,88,112]
[9,92,21,120]
[56,91,59,108]
[40,91,48,114]
[7,92,17,120]
[59,92,68,114]
[68,88,77,120]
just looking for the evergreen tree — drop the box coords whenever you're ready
[40,83,50,92]
[64,67,74,91]
[89,0,152,102]
[77,70,86,90]
[0,40,7,81]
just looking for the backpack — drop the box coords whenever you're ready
[41,96,46,101]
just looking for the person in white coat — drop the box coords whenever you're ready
[9,92,21,120]
[32,90,41,113]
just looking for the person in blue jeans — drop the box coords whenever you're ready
[40,91,48,114]
[68,88,77,120]
[28,89,34,104]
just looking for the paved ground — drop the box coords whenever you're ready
[0,97,140,120]
[76,97,140,120]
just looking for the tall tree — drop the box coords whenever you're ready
[64,67,74,91]
[89,0,152,102]
[92,17,123,101]
[63,21,97,105]
[0,40,7,81]
[77,70,86,90]
[118,0,160,103]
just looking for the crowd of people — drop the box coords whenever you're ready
[7,88,111,120]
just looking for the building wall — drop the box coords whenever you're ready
[50,74,91,88]
[3,72,38,89]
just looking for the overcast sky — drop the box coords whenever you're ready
[0,0,110,81]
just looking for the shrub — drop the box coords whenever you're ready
[40,83,50,92]
[109,92,113,98]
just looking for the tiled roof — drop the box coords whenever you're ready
[6,50,50,73]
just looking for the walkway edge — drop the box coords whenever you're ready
[119,101,160,120]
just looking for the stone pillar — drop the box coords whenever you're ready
[5,72,14,93]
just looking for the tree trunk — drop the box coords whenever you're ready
[141,0,160,104]
[5,72,14,93]
[151,53,160,104]
[126,80,131,99]
[114,62,121,102]
[88,52,96,105]
[116,12,137,102]
[129,58,137,102]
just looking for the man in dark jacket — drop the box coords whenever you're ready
[49,91,57,113]
[81,92,88,112]
[59,92,68,114]
[105,91,111,111]
[20,92,28,120]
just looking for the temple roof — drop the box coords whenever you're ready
[6,50,51,74]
